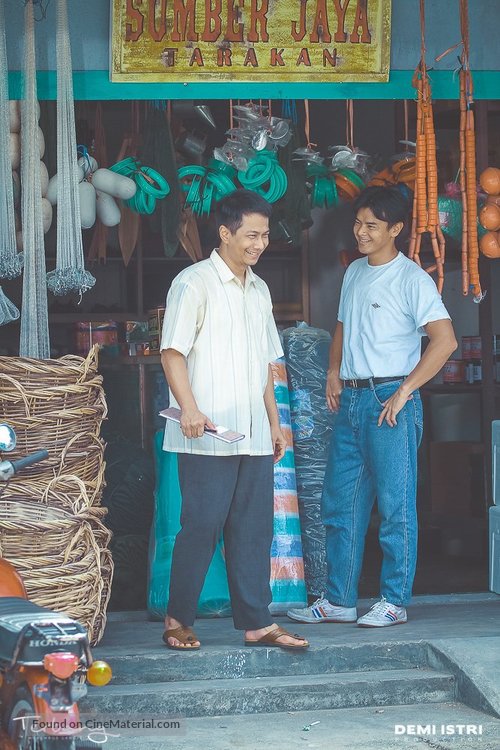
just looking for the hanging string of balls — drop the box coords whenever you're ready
[478,166,500,258]
[109,157,170,215]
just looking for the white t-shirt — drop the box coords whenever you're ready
[338,252,451,380]
[160,249,284,456]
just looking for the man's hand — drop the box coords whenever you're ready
[326,370,343,412]
[378,388,413,427]
[271,425,287,464]
[180,408,216,439]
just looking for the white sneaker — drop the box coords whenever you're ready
[287,597,357,624]
[357,598,407,628]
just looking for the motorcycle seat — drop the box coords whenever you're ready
[0,597,87,664]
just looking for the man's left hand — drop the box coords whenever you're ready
[271,426,287,464]
[378,388,413,427]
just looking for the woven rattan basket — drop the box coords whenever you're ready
[0,349,99,386]
[0,347,113,643]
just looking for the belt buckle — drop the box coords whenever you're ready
[351,379,357,388]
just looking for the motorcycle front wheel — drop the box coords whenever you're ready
[6,686,77,750]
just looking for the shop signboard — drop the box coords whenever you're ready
[111,0,391,83]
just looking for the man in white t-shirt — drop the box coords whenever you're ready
[160,190,308,651]
[288,186,457,627]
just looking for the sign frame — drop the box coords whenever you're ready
[111,0,392,84]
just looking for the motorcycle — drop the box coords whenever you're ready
[0,423,112,749]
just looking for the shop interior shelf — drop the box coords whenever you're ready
[48,312,147,322]
[421,383,484,393]
[99,355,161,367]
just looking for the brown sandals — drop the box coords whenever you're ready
[245,625,309,650]
[163,624,308,651]
[162,625,201,651]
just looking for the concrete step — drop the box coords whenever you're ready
[73,702,500,750]
[82,668,455,718]
[103,641,429,684]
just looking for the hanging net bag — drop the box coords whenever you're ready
[0,288,20,325]
[19,0,50,357]
[0,0,21,325]
[46,0,95,297]
[0,0,22,280]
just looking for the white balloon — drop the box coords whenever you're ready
[9,101,21,133]
[10,133,20,170]
[40,161,49,197]
[12,171,21,207]
[96,190,121,227]
[79,181,97,229]
[92,168,137,200]
[78,155,99,177]
[46,164,85,205]
[38,127,45,158]
[41,198,53,234]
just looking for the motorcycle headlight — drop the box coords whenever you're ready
[44,652,80,679]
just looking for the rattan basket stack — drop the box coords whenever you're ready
[0,346,113,644]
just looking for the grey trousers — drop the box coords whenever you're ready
[167,453,275,630]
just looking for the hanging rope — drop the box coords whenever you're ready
[346,100,354,151]
[88,103,108,264]
[404,100,409,151]
[46,0,95,297]
[19,0,50,357]
[303,100,316,149]
[0,0,23,281]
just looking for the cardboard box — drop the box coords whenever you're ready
[489,505,500,594]
[492,421,500,505]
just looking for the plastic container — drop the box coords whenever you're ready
[442,359,465,384]
[461,336,472,361]
[470,336,482,359]
[75,321,119,356]
[125,321,149,344]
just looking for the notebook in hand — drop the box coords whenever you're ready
[159,407,245,443]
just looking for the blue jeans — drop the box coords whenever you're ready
[321,380,423,607]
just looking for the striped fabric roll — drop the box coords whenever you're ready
[270,359,307,614]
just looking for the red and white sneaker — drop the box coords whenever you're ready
[287,597,357,624]
[357,598,407,627]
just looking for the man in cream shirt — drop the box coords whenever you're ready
[160,189,308,651]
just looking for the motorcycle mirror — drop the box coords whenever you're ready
[0,424,16,452]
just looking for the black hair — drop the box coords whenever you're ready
[353,186,410,229]
[215,189,272,235]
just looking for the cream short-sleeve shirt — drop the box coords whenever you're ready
[160,250,284,456]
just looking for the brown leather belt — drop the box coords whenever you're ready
[343,376,406,389]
